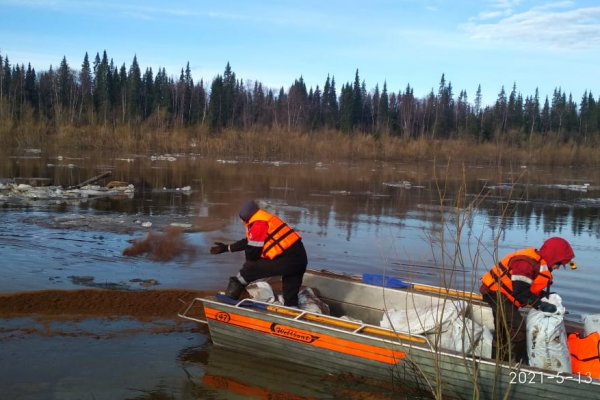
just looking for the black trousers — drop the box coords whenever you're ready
[483,292,528,364]
[239,240,308,307]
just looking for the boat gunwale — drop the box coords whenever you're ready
[200,296,432,346]
[309,268,488,304]
[200,295,600,385]
[202,297,600,386]
[178,268,600,387]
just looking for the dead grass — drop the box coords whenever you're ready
[3,122,600,166]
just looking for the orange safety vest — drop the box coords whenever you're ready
[481,248,553,307]
[568,332,600,379]
[246,209,301,260]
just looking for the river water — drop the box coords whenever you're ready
[1,149,600,399]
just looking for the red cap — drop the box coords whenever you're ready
[538,237,575,268]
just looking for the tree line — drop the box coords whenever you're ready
[1,50,599,143]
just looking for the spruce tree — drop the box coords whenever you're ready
[207,74,224,131]
[378,82,389,134]
[222,62,235,127]
[24,63,37,111]
[128,55,142,122]
[79,52,93,122]
[142,67,154,119]
[93,51,110,124]
[322,75,338,129]
[540,96,551,134]
[339,83,353,133]
[351,69,362,131]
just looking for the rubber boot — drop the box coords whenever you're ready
[225,276,245,300]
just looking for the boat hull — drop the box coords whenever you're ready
[183,270,600,399]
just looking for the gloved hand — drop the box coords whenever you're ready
[210,242,228,254]
[538,302,557,314]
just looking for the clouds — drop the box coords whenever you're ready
[0,0,597,107]
[463,1,600,50]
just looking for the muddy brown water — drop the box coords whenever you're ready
[2,148,600,399]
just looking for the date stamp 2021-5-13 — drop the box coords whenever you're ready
[510,370,594,385]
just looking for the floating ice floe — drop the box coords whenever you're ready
[577,198,600,205]
[0,182,135,202]
[486,183,514,191]
[150,154,177,162]
[156,186,192,194]
[76,184,135,197]
[540,183,591,192]
[263,160,290,166]
[46,163,79,169]
[170,222,193,228]
[383,181,412,189]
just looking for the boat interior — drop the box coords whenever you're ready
[301,269,495,333]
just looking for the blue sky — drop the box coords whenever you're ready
[1,0,598,106]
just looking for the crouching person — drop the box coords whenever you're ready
[210,200,308,307]
[479,237,575,364]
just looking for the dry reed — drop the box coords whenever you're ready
[3,121,600,166]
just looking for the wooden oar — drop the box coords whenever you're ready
[222,295,427,344]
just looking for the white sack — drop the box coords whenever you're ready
[246,283,330,314]
[583,313,600,336]
[380,300,465,335]
[526,294,571,372]
[245,281,276,303]
[298,287,330,315]
[432,316,484,354]
[473,325,494,359]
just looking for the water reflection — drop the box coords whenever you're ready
[2,149,600,318]
[3,152,599,238]
[176,344,423,400]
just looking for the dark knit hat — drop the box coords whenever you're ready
[239,200,260,222]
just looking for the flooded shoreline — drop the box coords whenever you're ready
[0,288,409,400]
[2,150,600,399]
[0,288,207,321]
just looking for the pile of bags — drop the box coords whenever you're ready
[380,299,493,358]
[527,294,600,379]
[244,279,598,379]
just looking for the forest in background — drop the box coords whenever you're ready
[1,50,599,165]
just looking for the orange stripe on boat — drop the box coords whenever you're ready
[205,307,406,365]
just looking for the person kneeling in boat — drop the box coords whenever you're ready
[479,237,575,364]
[209,200,308,307]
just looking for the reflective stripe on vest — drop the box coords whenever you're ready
[246,209,301,260]
[568,332,600,379]
[481,248,551,307]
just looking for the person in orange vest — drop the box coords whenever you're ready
[480,237,575,364]
[210,200,308,307]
